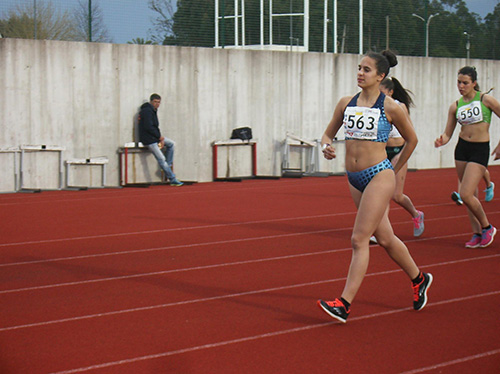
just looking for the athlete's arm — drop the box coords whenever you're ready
[483,94,500,119]
[321,96,351,160]
[435,102,458,147]
[386,98,417,174]
[484,95,500,159]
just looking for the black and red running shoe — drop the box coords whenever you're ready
[317,298,349,323]
[412,272,433,311]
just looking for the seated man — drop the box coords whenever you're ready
[138,93,183,186]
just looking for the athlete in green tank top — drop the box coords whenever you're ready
[435,66,500,249]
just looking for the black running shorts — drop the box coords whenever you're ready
[454,137,490,168]
[386,146,403,162]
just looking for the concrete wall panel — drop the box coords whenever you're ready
[1,39,499,192]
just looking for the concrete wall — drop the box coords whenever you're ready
[1,38,499,192]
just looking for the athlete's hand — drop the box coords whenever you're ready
[434,134,448,148]
[322,145,336,160]
[492,146,500,160]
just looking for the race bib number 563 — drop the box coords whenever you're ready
[343,106,380,140]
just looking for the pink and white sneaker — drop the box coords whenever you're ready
[412,211,425,237]
[465,234,482,248]
[480,226,497,248]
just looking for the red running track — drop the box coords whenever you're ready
[0,167,499,373]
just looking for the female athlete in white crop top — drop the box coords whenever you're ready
[380,77,424,238]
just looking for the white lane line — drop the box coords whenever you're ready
[0,212,353,248]
[0,228,338,267]
[0,214,474,268]
[399,348,500,374]
[0,277,345,332]
[1,256,498,332]
[47,291,500,374]
[0,246,350,295]
[1,230,498,296]
[0,202,481,248]
[1,233,498,295]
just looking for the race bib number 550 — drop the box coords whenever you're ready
[457,101,483,125]
[343,106,380,140]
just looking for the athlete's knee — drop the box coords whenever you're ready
[374,233,394,248]
[459,191,476,205]
[392,193,404,205]
[351,232,371,249]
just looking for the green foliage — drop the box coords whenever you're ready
[0,0,498,60]
[169,0,215,47]
[0,0,111,42]
[147,0,500,60]
[0,1,78,40]
[127,37,157,45]
[481,3,500,60]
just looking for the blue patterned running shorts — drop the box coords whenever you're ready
[347,159,394,192]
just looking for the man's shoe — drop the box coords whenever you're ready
[412,211,425,237]
[484,182,495,202]
[317,298,349,323]
[412,272,433,311]
[170,179,184,186]
[480,225,497,248]
[451,191,463,205]
[465,234,482,248]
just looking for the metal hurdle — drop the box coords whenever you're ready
[19,145,65,191]
[65,157,109,189]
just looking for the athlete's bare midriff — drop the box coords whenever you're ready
[345,140,388,172]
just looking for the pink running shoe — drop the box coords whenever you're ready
[480,226,497,248]
[465,234,482,248]
[412,211,425,237]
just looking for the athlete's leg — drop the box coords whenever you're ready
[484,169,491,188]
[483,169,495,202]
[457,161,489,231]
[391,154,419,218]
[374,215,420,279]
[340,169,395,303]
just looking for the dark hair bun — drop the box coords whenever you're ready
[382,50,398,68]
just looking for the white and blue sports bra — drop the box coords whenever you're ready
[388,99,403,139]
[343,92,392,143]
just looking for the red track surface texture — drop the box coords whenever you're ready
[0,167,499,373]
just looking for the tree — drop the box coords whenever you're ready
[73,0,112,42]
[0,0,77,40]
[147,0,499,59]
[148,0,176,44]
[482,3,500,59]
[127,37,157,45]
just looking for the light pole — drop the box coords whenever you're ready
[412,12,439,57]
[359,0,363,54]
[34,0,37,39]
[88,0,92,42]
[464,31,470,60]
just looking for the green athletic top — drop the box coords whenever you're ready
[456,91,492,125]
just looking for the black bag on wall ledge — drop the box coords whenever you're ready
[230,127,253,141]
